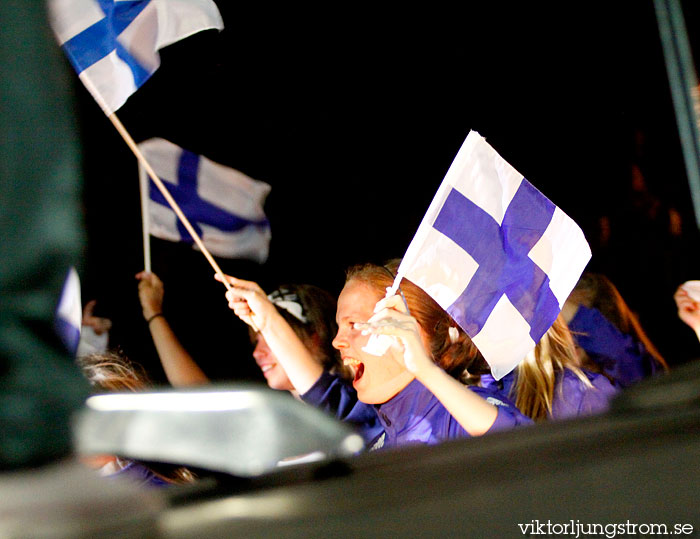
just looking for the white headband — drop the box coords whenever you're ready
[267,289,308,324]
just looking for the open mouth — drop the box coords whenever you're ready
[353,362,365,383]
[343,357,365,384]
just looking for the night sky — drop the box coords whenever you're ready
[72,2,700,384]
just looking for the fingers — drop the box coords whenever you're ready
[214,273,265,294]
[224,289,259,330]
[81,300,112,334]
[674,286,688,300]
[92,317,112,335]
[83,299,97,318]
[355,319,414,339]
[373,293,407,315]
[224,286,259,319]
[135,271,162,288]
[356,303,418,336]
[675,287,697,312]
[225,285,258,304]
[229,299,254,319]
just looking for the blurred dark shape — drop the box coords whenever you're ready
[0,1,92,469]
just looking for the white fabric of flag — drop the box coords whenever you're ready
[48,0,224,114]
[138,138,272,263]
[396,131,591,380]
[55,267,82,357]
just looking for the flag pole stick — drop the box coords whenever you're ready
[102,109,260,332]
[138,160,152,273]
[106,111,227,282]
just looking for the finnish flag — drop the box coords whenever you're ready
[54,267,82,357]
[48,0,224,114]
[138,138,272,263]
[398,131,591,380]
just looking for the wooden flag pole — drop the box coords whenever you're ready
[103,110,260,332]
[138,160,152,273]
[106,111,228,285]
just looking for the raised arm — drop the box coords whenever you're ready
[216,274,324,394]
[136,271,209,386]
[356,295,499,436]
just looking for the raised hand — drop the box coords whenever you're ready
[355,294,435,377]
[215,273,275,332]
[135,271,164,321]
[81,299,112,335]
[674,285,700,336]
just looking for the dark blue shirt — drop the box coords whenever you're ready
[301,370,385,448]
[568,305,664,388]
[373,378,532,450]
[481,366,618,421]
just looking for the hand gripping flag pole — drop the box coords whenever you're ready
[87,82,260,331]
[103,101,232,287]
[115,112,266,334]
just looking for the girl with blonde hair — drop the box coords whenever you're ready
[482,315,619,422]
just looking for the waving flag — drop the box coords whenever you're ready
[397,131,591,380]
[55,267,82,357]
[48,0,224,114]
[138,138,272,263]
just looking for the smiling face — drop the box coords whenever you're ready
[252,334,294,391]
[332,279,415,404]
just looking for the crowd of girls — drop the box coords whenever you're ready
[73,260,689,489]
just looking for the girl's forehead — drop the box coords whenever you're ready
[337,280,381,317]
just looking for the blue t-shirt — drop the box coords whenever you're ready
[373,378,532,450]
[481,366,618,421]
[568,305,664,388]
[301,370,385,448]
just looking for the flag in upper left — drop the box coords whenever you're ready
[48,0,224,114]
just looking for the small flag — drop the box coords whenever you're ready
[139,138,272,263]
[397,131,591,380]
[48,0,224,114]
[55,267,82,356]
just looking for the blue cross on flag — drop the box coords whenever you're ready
[397,131,591,380]
[138,138,272,263]
[48,0,224,114]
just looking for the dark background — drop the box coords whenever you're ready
[72,1,700,384]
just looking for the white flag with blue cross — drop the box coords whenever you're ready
[48,0,224,114]
[54,267,82,357]
[397,131,591,380]
[138,138,272,264]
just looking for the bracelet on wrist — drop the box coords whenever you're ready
[147,312,164,324]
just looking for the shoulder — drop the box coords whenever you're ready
[469,384,517,408]
[553,368,618,419]
[558,368,614,394]
[469,384,533,429]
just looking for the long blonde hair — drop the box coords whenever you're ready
[512,315,592,422]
